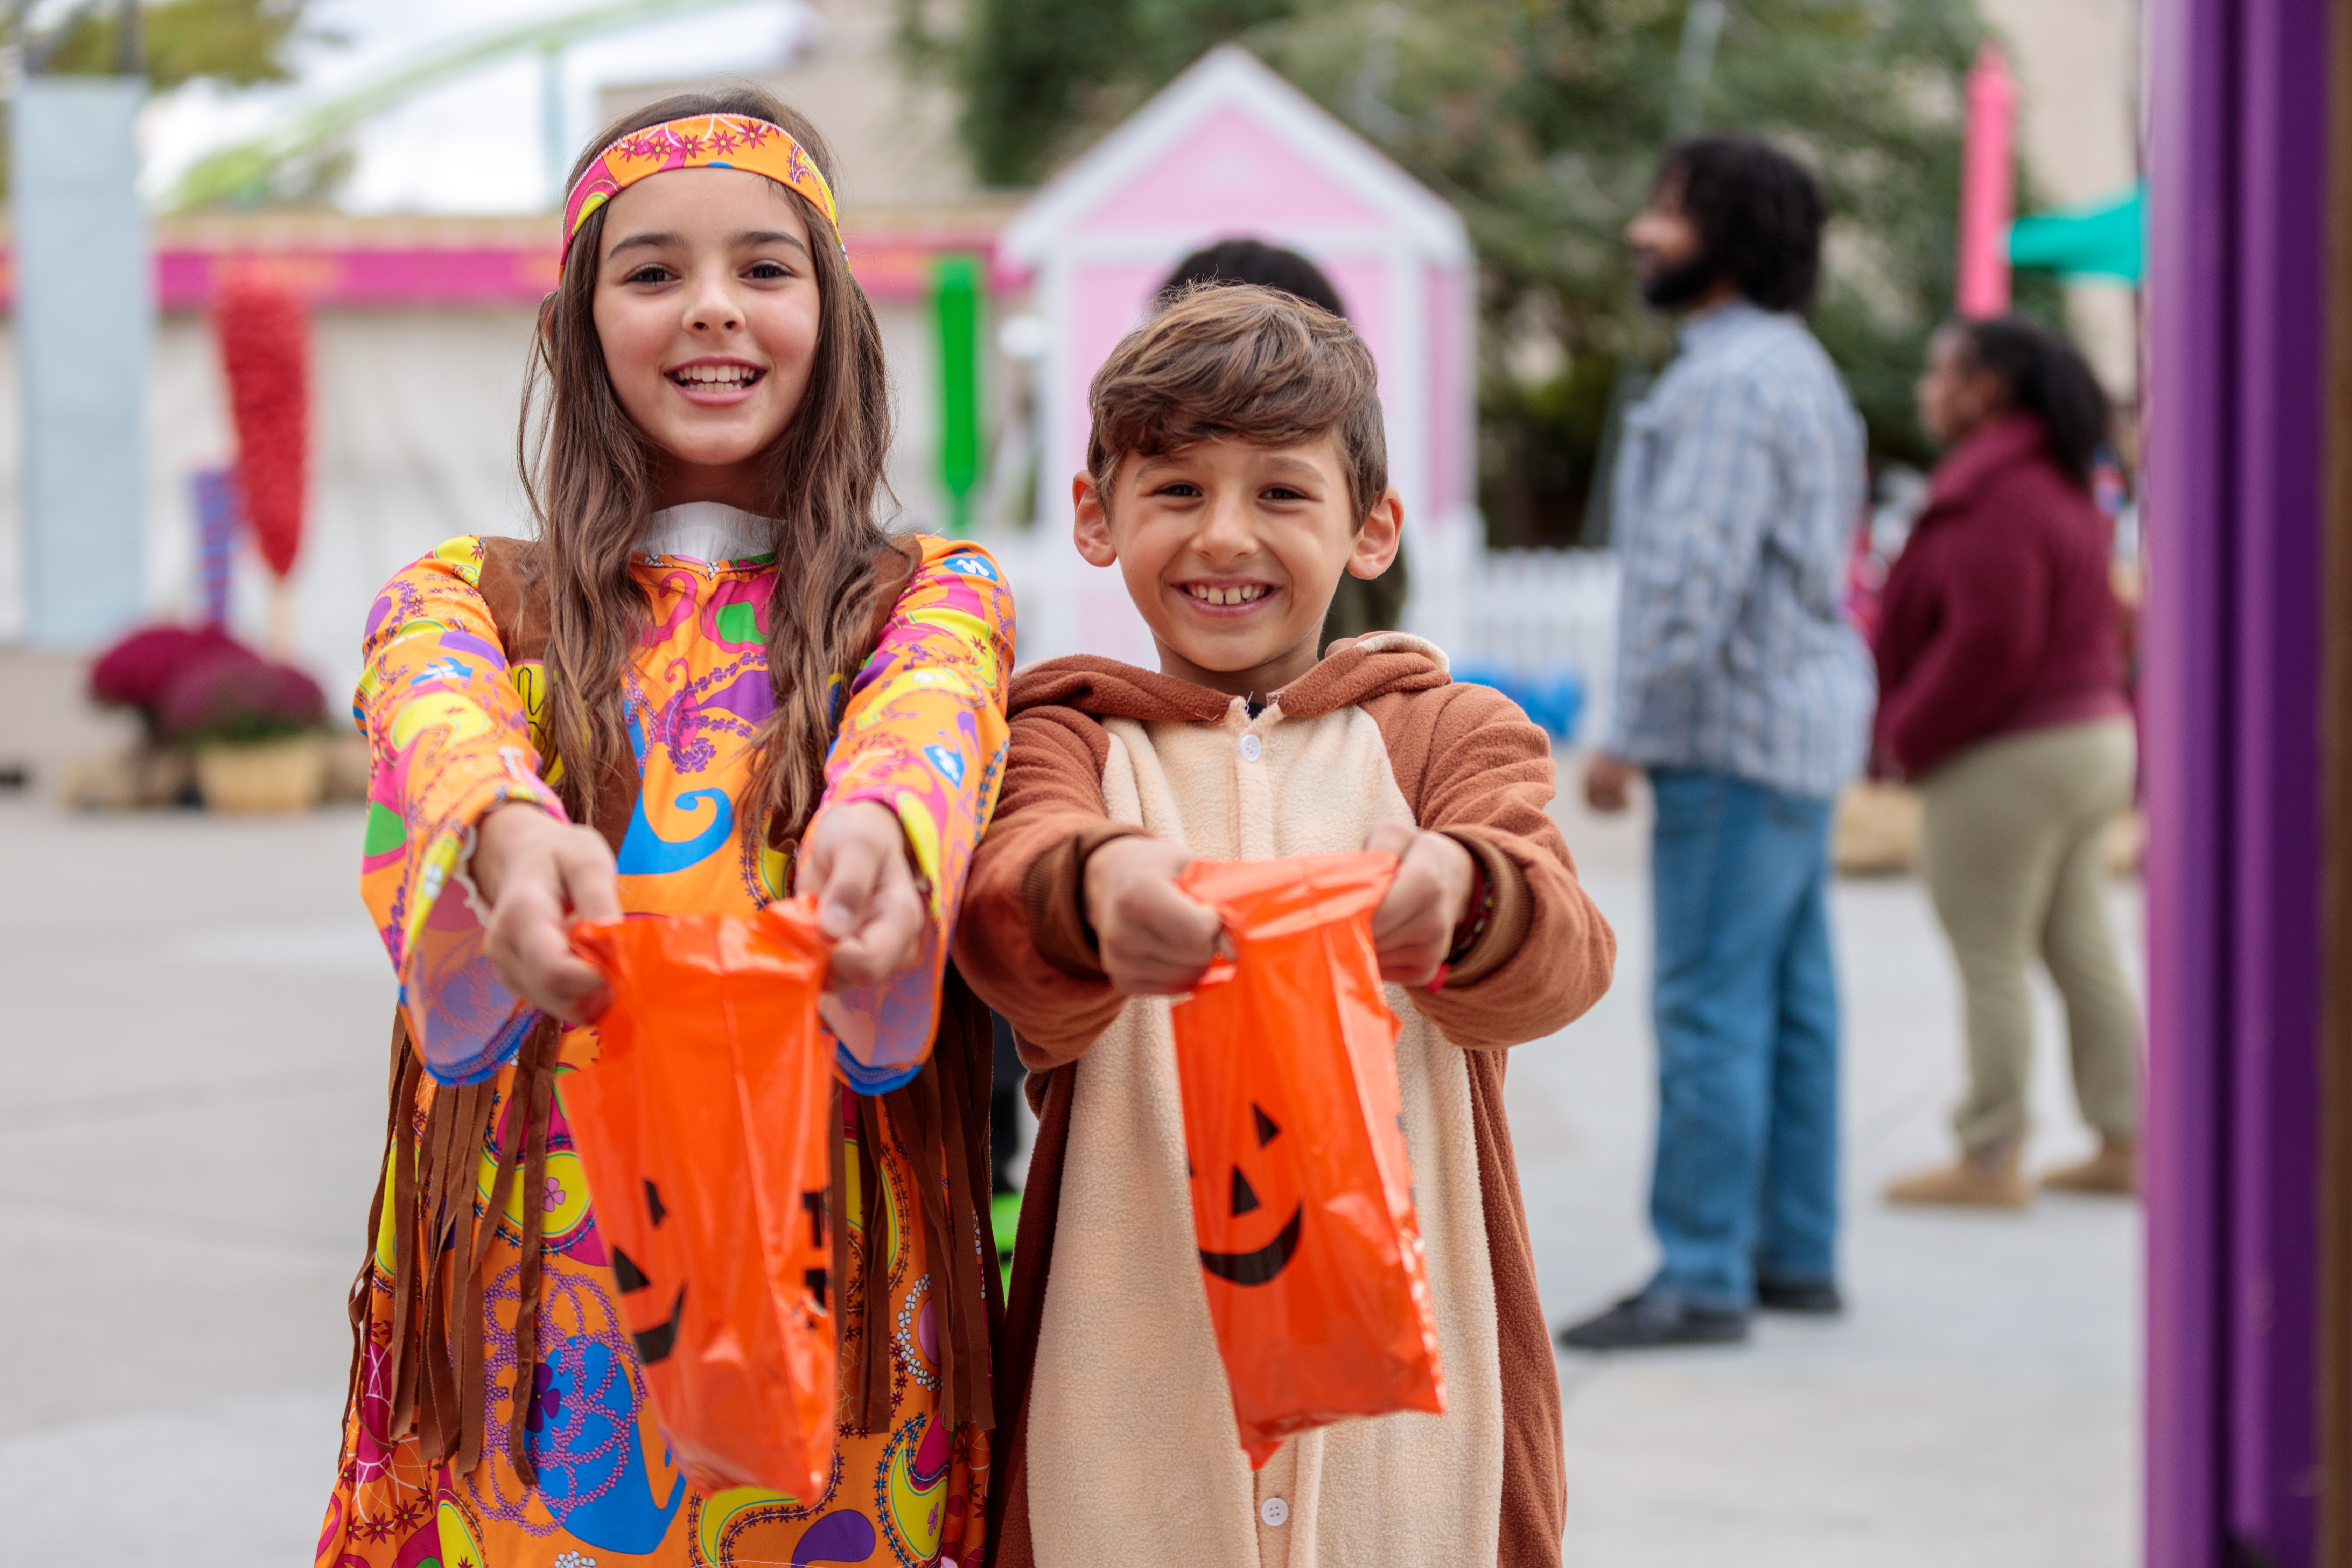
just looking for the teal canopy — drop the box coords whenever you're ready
[2008,183,2144,283]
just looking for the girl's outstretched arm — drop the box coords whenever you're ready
[356,536,578,1083]
[806,539,1015,1093]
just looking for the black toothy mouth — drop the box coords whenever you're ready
[1198,1204,1303,1286]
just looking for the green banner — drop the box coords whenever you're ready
[933,254,983,534]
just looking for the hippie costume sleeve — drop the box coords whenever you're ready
[807,537,1016,1093]
[354,535,566,1086]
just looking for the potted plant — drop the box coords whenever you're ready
[156,649,331,813]
[82,624,257,807]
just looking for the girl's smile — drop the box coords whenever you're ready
[666,355,768,404]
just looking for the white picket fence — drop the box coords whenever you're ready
[1448,548,1619,742]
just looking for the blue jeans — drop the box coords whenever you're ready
[1646,768,1841,1311]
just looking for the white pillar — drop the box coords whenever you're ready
[15,77,150,648]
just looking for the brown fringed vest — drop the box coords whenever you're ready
[346,534,1002,1490]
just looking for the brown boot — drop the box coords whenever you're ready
[2040,1139,2137,1196]
[1884,1137,2030,1209]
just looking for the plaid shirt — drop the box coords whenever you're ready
[1604,301,1874,801]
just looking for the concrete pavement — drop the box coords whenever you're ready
[1528,780,2138,1566]
[0,800,385,1560]
[0,769,2138,1563]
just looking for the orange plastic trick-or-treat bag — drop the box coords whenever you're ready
[565,897,837,1499]
[1171,850,1448,1468]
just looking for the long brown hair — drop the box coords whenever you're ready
[520,85,893,855]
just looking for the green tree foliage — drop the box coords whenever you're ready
[917,0,2065,546]
[17,0,335,201]
[939,0,1295,186]
[38,0,314,90]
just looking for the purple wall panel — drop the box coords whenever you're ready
[2147,0,2331,1562]
[2143,1,2233,1557]
[2228,0,2327,1556]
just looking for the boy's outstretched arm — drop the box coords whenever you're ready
[1366,681,1618,1048]
[954,704,1147,1067]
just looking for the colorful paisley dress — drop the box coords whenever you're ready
[315,520,1015,1568]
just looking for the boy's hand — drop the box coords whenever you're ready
[1082,834,1223,996]
[797,800,928,989]
[1364,822,1475,987]
[475,803,621,1024]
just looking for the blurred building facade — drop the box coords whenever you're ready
[1983,0,2142,399]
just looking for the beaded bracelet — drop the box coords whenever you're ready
[1446,860,1494,966]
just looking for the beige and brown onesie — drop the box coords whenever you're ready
[953,634,1617,1568]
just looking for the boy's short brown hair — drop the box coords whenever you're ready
[1087,281,1388,524]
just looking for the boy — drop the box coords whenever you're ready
[954,284,1617,1568]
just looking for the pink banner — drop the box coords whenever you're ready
[0,230,1005,311]
[1957,42,2016,318]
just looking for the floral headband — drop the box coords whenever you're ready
[561,113,844,261]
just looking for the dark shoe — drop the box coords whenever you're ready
[1755,1276,1844,1315]
[1556,1290,1749,1350]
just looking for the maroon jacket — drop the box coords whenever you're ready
[1873,412,2130,777]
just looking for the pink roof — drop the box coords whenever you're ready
[1079,105,1384,233]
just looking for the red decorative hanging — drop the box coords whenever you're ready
[212,276,310,581]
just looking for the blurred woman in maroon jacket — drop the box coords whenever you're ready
[1876,317,2140,1208]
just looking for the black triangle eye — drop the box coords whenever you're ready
[645,1178,669,1227]
[610,1246,650,1292]
[1231,1165,1262,1217]
[1251,1103,1280,1148]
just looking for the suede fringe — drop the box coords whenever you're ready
[830,969,1002,1437]
[346,1012,559,1487]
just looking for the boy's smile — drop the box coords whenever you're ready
[1073,435,1402,699]
[1181,580,1274,610]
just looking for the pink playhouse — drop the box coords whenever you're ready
[999,44,1477,664]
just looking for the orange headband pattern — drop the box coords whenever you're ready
[561,113,843,261]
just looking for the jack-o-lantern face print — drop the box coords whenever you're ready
[1198,1101,1303,1286]
[609,1177,686,1363]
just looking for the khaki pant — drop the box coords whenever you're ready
[1919,717,2142,1153]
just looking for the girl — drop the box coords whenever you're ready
[317,90,1013,1568]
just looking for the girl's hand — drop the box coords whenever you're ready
[1082,834,1223,996]
[474,804,622,1024]
[1364,822,1475,987]
[797,800,927,989]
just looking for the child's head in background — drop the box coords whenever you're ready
[1160,237,1349,319]
[526,87,894,845]
[1073,282,1401,700]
